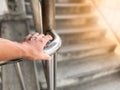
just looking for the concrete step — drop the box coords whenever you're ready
[39,53,120,89]
[56,3,93,15]
[56,14,96,19]
[25,2,93,15]
[58,69,120,90]
[57,26,106,46]
[58,39,116,61]
[56,15,98,29]
[25,14,98,30]
[56,0,86,4]
[25,12,97,20]
[57,26,105,34]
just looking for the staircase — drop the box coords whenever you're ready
[38,0,120,90]
[6,0,120,90]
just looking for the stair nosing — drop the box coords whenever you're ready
[26,14,96,20]
[55,3,90,7]
[56,14,97,19]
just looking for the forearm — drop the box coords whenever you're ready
[0,33,52,61]
[0,38,27,61]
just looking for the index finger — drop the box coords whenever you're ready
[40,35,53,46]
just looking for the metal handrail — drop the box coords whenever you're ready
[0,0,61,90]
[0,30,61,65]
[44,30,62,55]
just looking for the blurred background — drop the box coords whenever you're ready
[1,0,120,90]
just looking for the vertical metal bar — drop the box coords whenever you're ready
[42,61,48,84]
[31,0,57,90]
[15,62,26,90]
[54,53,57,90]
[41,0,56,90]
[46,54,56,90]
[33,61,41,90]
[41,0,56,33]
[30,0,43,33]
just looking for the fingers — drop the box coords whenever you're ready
[46,34,53,40]
[21,34,32,42]
[32,33,39,37]
[31,33,45,41]
[30,33,53,46]
[24,32,39,41]
[25,32,53,47]
[25,34,32,40]
[40,35,53,45]
[22,33,53,61]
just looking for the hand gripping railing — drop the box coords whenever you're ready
[0,0,61,90]
[44,30,62,55]
[0,30,61,65]
[0,30,61,90]
[30,0,61,89]
[42,30,62,90]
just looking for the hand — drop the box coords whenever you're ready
[20,33,52,60]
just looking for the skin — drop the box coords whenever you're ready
[0,33,52,61]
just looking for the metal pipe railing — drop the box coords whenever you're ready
[0,0,61,90]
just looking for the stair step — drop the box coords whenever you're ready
[56,3,89,7]
[58,69,120,90]
[60,33,105,47]
[56,16,98,29]
[57,53,120,81]
[57,26,105,34]
[59,39,115,53]
[56,14,96,19]
[56,3,93,15]
[58,39,116,61]
[57,27,106,46]
[24,2,93,15]
[56,0,86,4]
[39,53,120,89]
[25,15,98,30]
[25,3,92,15]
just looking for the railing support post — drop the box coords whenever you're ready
[45,53,57,90]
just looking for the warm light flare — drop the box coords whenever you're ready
[98,0,120,35]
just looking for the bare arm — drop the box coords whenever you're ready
[0,33,52,61]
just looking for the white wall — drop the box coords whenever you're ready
[0,0,9,15]
[97,0,120,53]
[98,0,120,38]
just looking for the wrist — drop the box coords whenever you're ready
[19,42,32,60]
[20,42,38,60]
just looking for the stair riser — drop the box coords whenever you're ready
[59,31,105,46]
[57,45,116,61]
[56,0,86,4]
[56,17,98,29]
[56,5,93,15]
